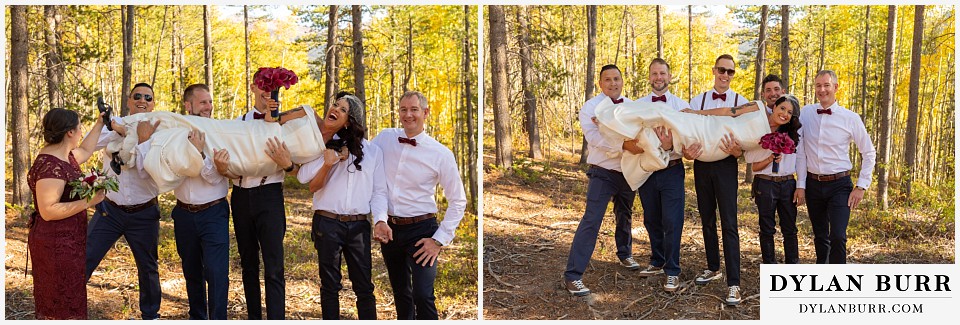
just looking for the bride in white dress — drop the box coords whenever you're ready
[594,98,769,189]
[105,104,326,192]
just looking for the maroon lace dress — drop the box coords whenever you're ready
[27,153,88,319]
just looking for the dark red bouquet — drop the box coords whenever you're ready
[759,132,796,173]
[254,67,299,118]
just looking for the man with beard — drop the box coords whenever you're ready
[633,58,690,292]
[136,84,231,319]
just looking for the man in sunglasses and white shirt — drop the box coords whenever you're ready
[688,54,745,306]
[86,82,164,319]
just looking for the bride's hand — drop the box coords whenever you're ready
[322,149,340,167]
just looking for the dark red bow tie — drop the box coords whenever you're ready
[817,108,832,115]
[253,112,266,120]
[712,92,727,101]
[652,95,667,103]
[611,98,624,104]
[398,137,417,146]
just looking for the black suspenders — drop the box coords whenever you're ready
[700,92,740,109]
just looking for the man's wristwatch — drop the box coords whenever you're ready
[855,186,867,191]
[432,238,443,247]
[283,163,296,173]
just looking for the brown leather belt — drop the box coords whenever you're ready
[176,198,225,213]
[666,159,682,168]
[755,174,796,182]
[105,197,158,214]
[388,213,436,226]
[315,210,368,222]
[808,171,850,182]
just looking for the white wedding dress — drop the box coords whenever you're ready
[594,98,769,190]
[107,105,325,192]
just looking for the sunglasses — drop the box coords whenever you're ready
[714,67,736,76]
[132,93,154,102]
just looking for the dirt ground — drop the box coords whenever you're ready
[482,150,953,320]
[5,179,478,320]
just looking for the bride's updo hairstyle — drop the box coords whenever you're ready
[42,108,80,145]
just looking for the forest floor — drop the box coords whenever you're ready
[482,148,954,320]
[5,177,478,320]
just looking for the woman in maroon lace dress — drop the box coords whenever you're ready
[27,108,106,319]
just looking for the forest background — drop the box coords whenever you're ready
[483,5,954,320]
[4,5,477,319]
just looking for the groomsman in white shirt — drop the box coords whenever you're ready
[563,64,643,297]
[688,54,744,305]
[297,95,385,320]
[371,91,467,320]
[228,70,293,319]
[134,84,230,319]
[86,82,163,320]
[795,70,876,264]
[634,58,690,292]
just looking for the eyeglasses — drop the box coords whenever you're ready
[714,67,736,76]
[132,93,154,102]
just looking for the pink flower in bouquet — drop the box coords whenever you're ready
[759,132,796,155]
[254,67,299,92]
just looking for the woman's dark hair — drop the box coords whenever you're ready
[327,95,367,171]
[774,95,802,144]
[42,107,80,144]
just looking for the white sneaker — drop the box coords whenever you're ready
[663,275,680,292]
[695,269,723,285]
[637,265,664,277]
[726,286,742,306]
[564,279,591,296]
[619,257,641,270]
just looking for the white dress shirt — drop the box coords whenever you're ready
[580,94,631,171]
[371,128,467,246]
[96,116,159,206]
[689,88,745,111]
[636,91,689,161]
[297,139,388,224]
[796,102,876,189]
[232,109,285,188]
[744,135,800,177]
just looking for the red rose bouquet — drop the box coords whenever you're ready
[254,67,299,118]
[758,132,796,173]
[68,168,119,201]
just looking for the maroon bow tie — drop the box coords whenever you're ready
[398,137,418,146]
[817,108,832,115]
[253,112,266,120]
[611,98,624,104]
[712,92,727,101]
[652,95,667,103]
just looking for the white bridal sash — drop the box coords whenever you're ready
[594,98,769,190]
[107,105,325,192]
